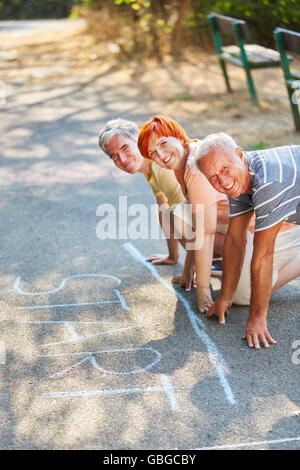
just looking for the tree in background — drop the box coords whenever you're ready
[107,0,191,60]
[189,0,300,47]
[80,0,300,59]
[1,0,299,59]
[0,0,81,19]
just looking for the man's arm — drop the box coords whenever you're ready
[146,193,179,265]
[206,210,253,323]
[246,221,283,349]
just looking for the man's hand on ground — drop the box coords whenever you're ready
[244,315,277,349]
[172,271,196,291]
[146,254,178,265]
[206,296,232,324]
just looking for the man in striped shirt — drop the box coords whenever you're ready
[195,133,300,350]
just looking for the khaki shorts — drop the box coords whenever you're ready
[233,225,300,305]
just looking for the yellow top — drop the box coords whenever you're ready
[145,161,185,209]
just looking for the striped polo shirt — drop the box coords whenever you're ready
[229,145,300,231]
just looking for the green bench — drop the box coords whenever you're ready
[208,13,287,102]
[274,27,300,132]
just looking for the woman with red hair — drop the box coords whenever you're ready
[138,115,229,313]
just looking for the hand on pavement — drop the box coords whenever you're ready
[146,254,178,265]
[172,271,196,291]
[244,315,277,349]
[206,296,232,324]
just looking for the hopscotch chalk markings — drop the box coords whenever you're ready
[14,274,121,295]
[123,242,236,406]
[42,373,179,411]
[64,322,79,340]
[114,289,129,310]
[22,320,138,347]
[196,436,300,450]
[15,272,179,411]
[18,289,128,311]
[15,274,128,311]
[0,341,5,365]
[40,324,138,347]
[40,347,162,377]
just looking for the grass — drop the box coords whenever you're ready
[246,141,272,151]
[167,95,193,103]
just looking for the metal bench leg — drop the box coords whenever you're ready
[287,85,300,132]
[244,66,257,102]
[219,58,232,92]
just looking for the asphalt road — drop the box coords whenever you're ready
[0,21,299,450]
[0,19,86,35]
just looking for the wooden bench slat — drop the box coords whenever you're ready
[292,70,300,80]
[279,29,300,54]
[219,52,244,67]
[287,73,300,86]
[222,44,292,65]
[212,13,250,41]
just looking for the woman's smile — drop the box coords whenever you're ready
[148,134,188,170]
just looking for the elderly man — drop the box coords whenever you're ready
[98,118,185,266]
[195,132,300,349]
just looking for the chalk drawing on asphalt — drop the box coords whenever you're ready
[42,373,179,411]
[40,347,162,376]
[123,242,236,406]
[23,320,138,347]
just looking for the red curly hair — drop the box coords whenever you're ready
[137,115,193,159]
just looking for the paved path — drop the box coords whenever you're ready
[0,19,85,34]
[0,20,299,450]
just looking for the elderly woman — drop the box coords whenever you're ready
[137,115,228,313]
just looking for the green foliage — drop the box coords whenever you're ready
[109,0,177,59]
[3,0,299,58]
[0,0,82,19]
[190,0,300,47]
[167,95,193,103]
[246,141,272,151]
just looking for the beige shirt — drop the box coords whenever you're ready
[145,161,185,209]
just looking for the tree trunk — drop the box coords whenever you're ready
[149,0,165,61]
[171,0,190,60]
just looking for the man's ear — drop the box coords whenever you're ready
[236,146,244,159]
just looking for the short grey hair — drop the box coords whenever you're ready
[98,118,139,154]
[195,132,238,171]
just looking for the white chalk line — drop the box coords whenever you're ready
[19,300,120,310]
[114,289,129,310]
[64,322,79,340]
[15,273,179,409]
[160,374,179,412]
[40,324,138,347]
[23,320,128,324]
[18,288,129,311]
[43,347,162,377]
[42,373,180,411]
[0,341,5,365]
[18,289,128,311]
[23,321,138,347]
[39,347,161,358]
[123,242,236,406]
[196,436,300,450]
[14,273,121,296]
[19,301,119,309]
